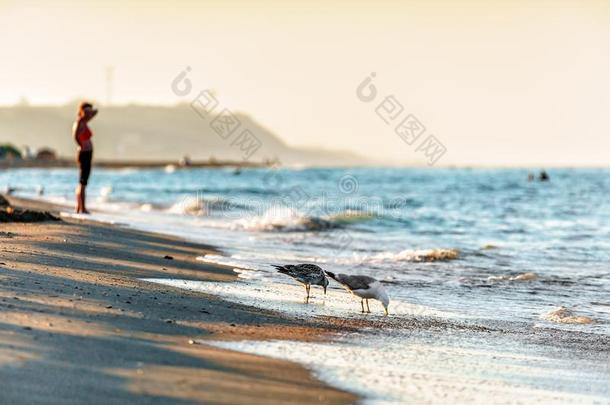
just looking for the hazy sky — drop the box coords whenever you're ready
[1,0,609,166]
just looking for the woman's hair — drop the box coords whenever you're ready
[78,102,93,117]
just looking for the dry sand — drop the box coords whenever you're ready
[0,199,359,404]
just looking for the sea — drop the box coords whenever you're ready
[2,166,609,403]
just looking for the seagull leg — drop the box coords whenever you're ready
[366,299,371,313]
[361,299,365,313]
[306,285,311,303]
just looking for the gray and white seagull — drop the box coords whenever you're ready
[326,272,390,315]
[272,263,329,303]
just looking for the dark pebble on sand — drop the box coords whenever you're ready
[105,305,113,309]
[230,323,236,327]
[23,326,32,330]
[164,255,174,260]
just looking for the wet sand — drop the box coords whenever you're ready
[0,198,358,404]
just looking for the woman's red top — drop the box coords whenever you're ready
[77,121,92,145]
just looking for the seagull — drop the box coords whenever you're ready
[326,272,390,315]
[272,263,329,303]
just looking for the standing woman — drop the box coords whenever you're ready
[73,102,98,214]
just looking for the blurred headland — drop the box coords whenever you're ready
[0,102,365,167]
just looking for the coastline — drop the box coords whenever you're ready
[0,197,358,404]
[2,196,609,404]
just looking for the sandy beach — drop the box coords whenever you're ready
[0,197,358,404]
[2,195,609,404]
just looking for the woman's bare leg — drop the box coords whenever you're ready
[80,185,89,214]
[76,185,89,214]
[76,185,82,213]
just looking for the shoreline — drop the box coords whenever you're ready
[0,197,359,404]
[2,196,609,403]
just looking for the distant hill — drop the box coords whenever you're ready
[0,103,365,166]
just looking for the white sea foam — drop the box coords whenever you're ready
[205,334,608,404]
[233,206,335,232]
[487,272,538,283]
[334,248,460,266]
[370,248,460,262]
[99,185,113,201]
[142,277,453,321]
[168,195,208,216]
[196,255,258,272]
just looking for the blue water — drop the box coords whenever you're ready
[2,167,609,332]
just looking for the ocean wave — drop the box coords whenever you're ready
[230,207,377,232]
[336,248,460,265]
[487,272,538,283]
[168,196,207,216]
[372,248,460,262]
[327,210,376,224]
[542,307,594,325]
[234,206,338,232]
[167,196,241,216]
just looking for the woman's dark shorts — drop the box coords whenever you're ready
[77,150,93,186]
